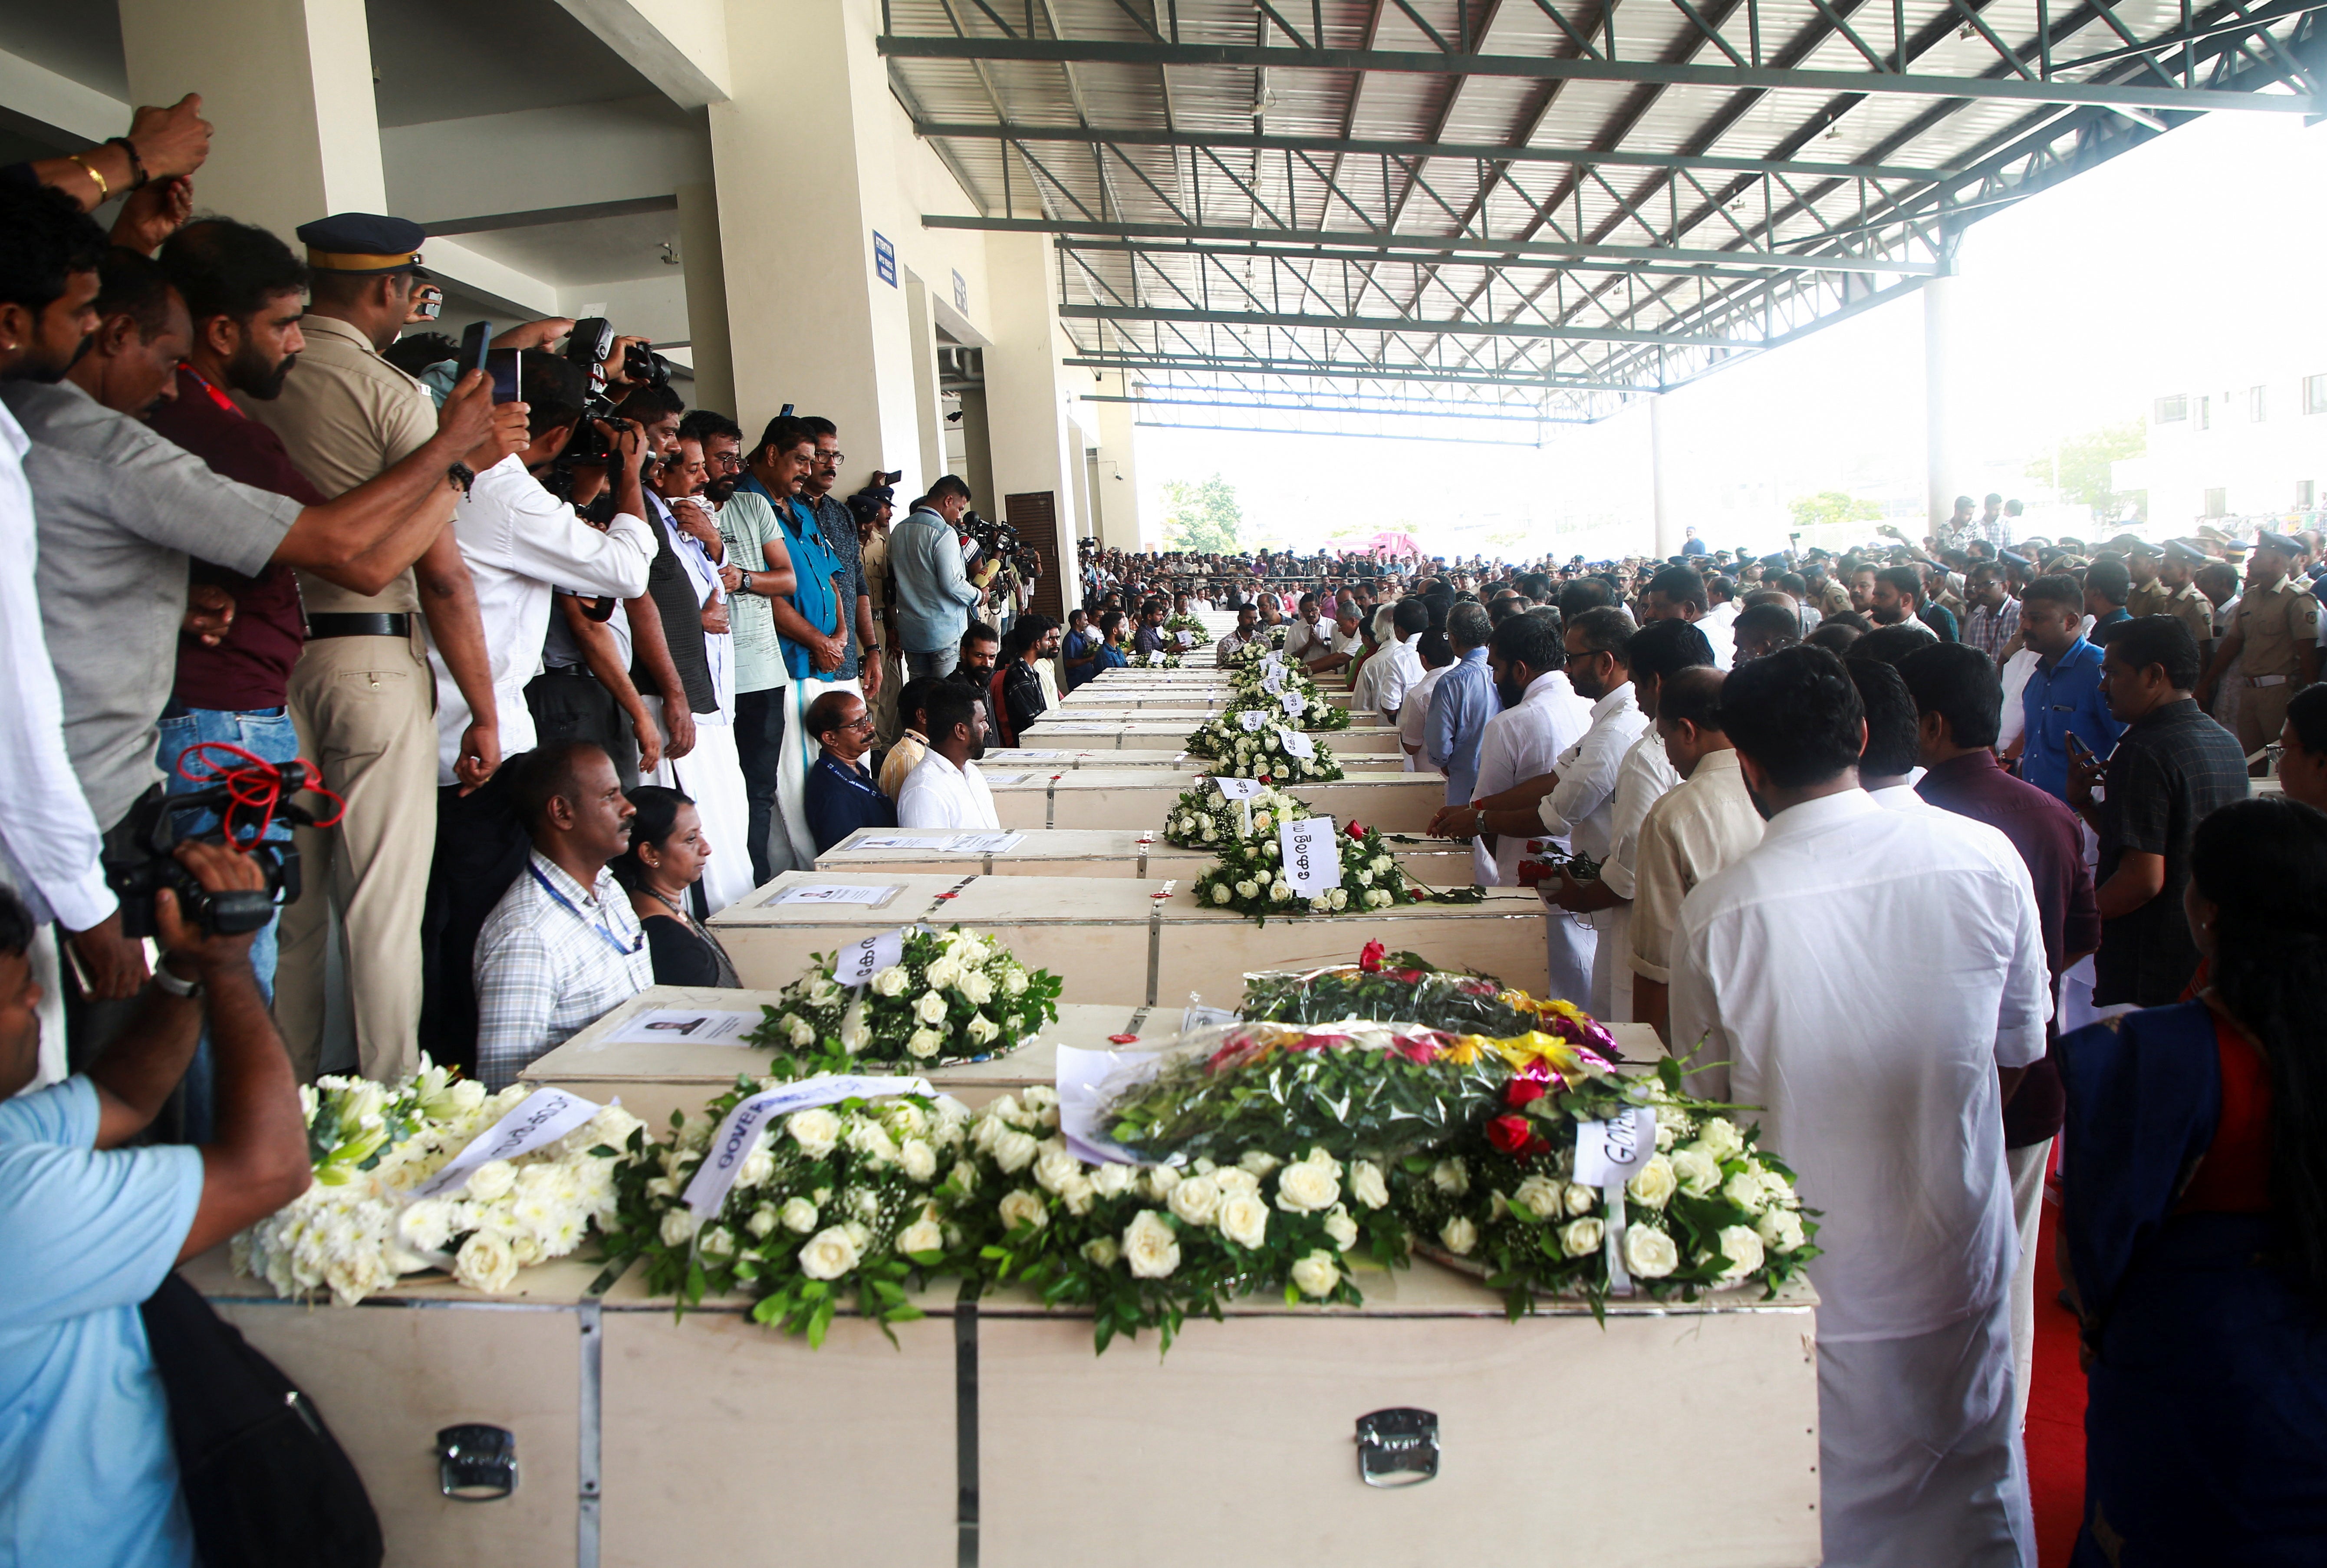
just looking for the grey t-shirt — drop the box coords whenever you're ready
[2,381,302,829]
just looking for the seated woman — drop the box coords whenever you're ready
[609,786,741,988]
[2058,795,2327,1565]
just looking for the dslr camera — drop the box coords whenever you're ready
[103,766,319,939]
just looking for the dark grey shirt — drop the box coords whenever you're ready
[2,380,300,828]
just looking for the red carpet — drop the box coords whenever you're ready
[2027,1198,2086,1566]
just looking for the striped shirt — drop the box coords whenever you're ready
[474,851,653,1090]
[1963,596,2021,665]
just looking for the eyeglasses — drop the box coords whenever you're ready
[837,714,877,732]
[817,452,844,466]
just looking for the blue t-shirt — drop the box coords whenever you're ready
[0,1077,203,1568]
[2020,637,2123,802]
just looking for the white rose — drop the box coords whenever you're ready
[1235,880,1257,900]
[697,1225,735,1260]
[1323,1207,1359,1251]
[1349,1160,1389,1210]
[1091,1162,1139,1199]
[1123,1210,1181,1279]
[1369,889,1390,909]
[1212,883,1233,904]
[398,1198,458,1255]
[965,1013,1000,1045]
[1211,1166,1260,1196]
[1002,968,1029,997]
[464,1160,516,1202]
[1757,1207,1807,1253]
[1431,1157,1470,1196]
[990,1128,1039,1174]
[924,956,964,990]
[1713,1224,1765,1281]
[797,1225,862,1281]
[809,978,843,1007]
[1274,1159,1340,1213]
[1564,1181,1598,1216]
[1217,1190,1269,1249]
[1671,1147,1723,1198]
[1723,1168,1771,1211]
[658,1209,700,1248]
[1033,1143,1084,1195]
[1270,882,1291,903]
[1081,1236,1121,1268]
[1560,1217,1604,1257]
[847,1122,900,1166]
[1373,856,1392,874]
[736,1148,775,1189]
[1240,1150,1282,1177]
[997,1188,1048,1231]
[779,1196,820,1233]
[1693,1117,1747,1163]
[839,1000,872,1054]
[872,965,909,997]
[959,970,995,1006]
[1438,1216,1478,1256]
[906,1028,944,1059]
[787,1017,816,1049]
[1290,1250,1340,1298]
[1327,888,1348,910]
[1625,1155,1677,1209]
[950,1160,980,1194]
[1623,1224,1679,1278]
[898,1218,945,1256]
[1513,1174,1564,1222]
[787,1108,842,1158]
[1143,1164,1182,1201]
[1167,1173,1222,1226]
[454,1229,520,1294]
[899,1138,939,1183]
[915,991,950,1025]
[746,1205,779,1239]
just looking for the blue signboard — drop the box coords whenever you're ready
[872,231,897,287]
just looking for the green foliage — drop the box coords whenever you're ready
[1160,473,1245,554]
[2024,420,2146,517]
[1788,490,1883,532]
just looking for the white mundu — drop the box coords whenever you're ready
[897,749,999,830]
[1672,788,2048,1568]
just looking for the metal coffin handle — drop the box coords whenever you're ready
[1355,1407,1439,1487]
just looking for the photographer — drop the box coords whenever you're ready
[0,843,308,1566]
[893,476,983,679]
[418,352,657,1071]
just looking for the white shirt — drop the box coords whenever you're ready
[897,749,999,829]
[1281,617,1326,665]
[1697,602,1737,671]
[1670,788,2051,1343]
[1367,636,1424,722]
[1397,664,1449,771]
[1594,728,1682,902]
[0,404,112,929]
[1470,670,1592,884]
[427,456,655,784]
[1536,682,1652,862]
[1994,646,2042,752]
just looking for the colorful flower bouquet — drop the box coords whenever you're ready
[603,1080,975,1346]
[1241,944,1620,1048]
[753,925,1063,1070]
[234,1061,645,1305]
[1184,710,1345,781]
[1190,814,1422,925]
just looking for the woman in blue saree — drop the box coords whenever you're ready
[2058,795,2327,1565]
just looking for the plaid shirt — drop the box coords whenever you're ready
[1964,596,2021,665]
[474,851,653,1090]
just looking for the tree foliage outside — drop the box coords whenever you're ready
[1161,474,1245,553]
[2024,420,2147,518]
[1788,491,1883,531]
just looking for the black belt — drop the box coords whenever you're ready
[307,613,411,639]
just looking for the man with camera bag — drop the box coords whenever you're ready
[0,844,309,1568]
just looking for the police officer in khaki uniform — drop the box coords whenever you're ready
[2199,529,2321,763]
[245,213,500,1084]
[2123,539,2172,619]
[2157,540,2221,660]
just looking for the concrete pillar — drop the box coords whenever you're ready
[1091,376,1147,549]
[1649,392,1681,559]
[1924,272,1956,538]
[676,181,736,420]
[981,230,1083,621]
[902,271,945,498]
[708,0,919,470]
[118,0,385,243]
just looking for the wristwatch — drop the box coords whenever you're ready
[447,461,477,496]
[151,957,201,999]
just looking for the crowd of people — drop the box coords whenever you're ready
[3,89,2323,1568]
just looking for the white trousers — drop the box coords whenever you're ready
[1817,1291,2035,1568]
[642,703,756,918]
[2005,1138,2053,1433]
[1545,904,1596,1008]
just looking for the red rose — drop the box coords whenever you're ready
[1505,1076,1546,1108]
[1346,820,1367,840]
[1485,1115,1534,1155]
[1359,939,1387,972]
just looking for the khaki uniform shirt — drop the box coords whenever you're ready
[1813,576,1852,619]
[2125,579,2172,619]
[2234,577,2320,679]
[2159,582,2215,650]
[243,315,434,615]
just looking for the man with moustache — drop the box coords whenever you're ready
[896,683,999,830]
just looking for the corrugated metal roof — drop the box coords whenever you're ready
[882,0,2324,432]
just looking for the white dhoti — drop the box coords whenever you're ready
[775,676,864,873]
[1584,904,1626,1019]
[2005,1139,2052,1433]
[1544,905,1596,1007]
[641,699,756,918]
[1816,1291,2034,1568]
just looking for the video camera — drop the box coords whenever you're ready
[103,764,323,939]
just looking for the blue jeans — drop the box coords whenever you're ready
[155,703,300,1140]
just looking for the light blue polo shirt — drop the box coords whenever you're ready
[0,1076,203,1568]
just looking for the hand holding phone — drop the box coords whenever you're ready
[456,320,492,379]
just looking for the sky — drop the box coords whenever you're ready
[1129,109,2327,560]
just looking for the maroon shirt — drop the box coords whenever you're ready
[1917,748,2101,1146]
[145,365,323,710]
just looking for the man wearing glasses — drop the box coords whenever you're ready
[801,689,895,855]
